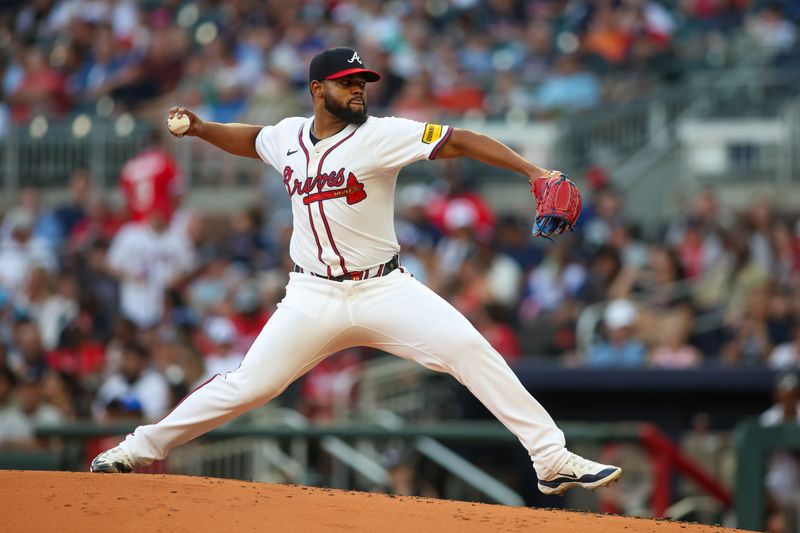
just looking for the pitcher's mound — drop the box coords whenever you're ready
[0,471,744,532]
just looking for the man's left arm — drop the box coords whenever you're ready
[436,128,582,238]
[434,128,549,185]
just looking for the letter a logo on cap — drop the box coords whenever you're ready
[347,51,362,64]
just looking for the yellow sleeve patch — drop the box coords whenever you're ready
[422,123,443,144]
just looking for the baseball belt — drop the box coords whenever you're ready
[293,255,400,282]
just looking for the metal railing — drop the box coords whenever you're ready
[2,119,152,192]
[735,422,800,532]
[347,356,432,421]
[333,355,525,504]
[31,419,736,522]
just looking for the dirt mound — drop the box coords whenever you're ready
[0,471,746,532]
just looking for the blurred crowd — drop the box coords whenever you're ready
[1,134,800,451]
[2,0,799,137]
[1,0,800,455]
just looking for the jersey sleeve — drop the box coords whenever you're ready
[373,117,452,169]
[255,125,281,170]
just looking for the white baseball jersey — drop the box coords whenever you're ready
[107,222,196,327]
[255,116,452,277]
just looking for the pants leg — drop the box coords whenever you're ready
[352,270,568,479]
[121,274,356,463]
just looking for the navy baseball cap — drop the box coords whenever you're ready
[309,47,381,83]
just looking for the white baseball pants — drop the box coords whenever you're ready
[120,269,568,478]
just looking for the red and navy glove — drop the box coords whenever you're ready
[530,171,582,238]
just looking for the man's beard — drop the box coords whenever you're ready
[324,92,368,125]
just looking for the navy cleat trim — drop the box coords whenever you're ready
[538,466,620,488]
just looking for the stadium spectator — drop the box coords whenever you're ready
[770,325,800,370]
[107,25,186,111]
[469,304,522,363]
[15,376,64,447]
[7,46,69,123]
[106,207,195,329]
[53,169,91,242]
[390,75,440,123]
[7,319,49,382]
[2,187,62,248]
[771,222,800,285]
[581,186,625,251]
[494,214,543,273]
[520,239,586,321]
[433,68,486,117]
[612,245,690,345]
[227,209,268,271]
[695,233,769,323]
[721,284,773,365]
[18,266,77,351]
[41,369,83,421]
[667,189,726,279]
[519,21,555,84]
[202,316,245,380]
[300,349,361,422]
[609,223,649,271]
[46,318,105,380]
[394,221,432,285]
[586,299,647,368]
[580,245,623,305]
[0,366,35,449]
[229,282,273,352]
[746,199,776,274]
[118,132,184,224]
[584,4,630,66]
[746,2,798,53]
[67,198,124,252]
[73,239,118,331]
[648,310,702,369]
[519,238,586,357]
[68,22,135,103]
[188,256,236,318]
[94,341,169,422]
[532,54,601,117]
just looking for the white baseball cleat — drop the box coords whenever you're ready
[90,446,135,473]
[538,452,622,495]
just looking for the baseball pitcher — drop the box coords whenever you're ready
[91,47,620,496]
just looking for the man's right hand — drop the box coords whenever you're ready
[167,107,205,138]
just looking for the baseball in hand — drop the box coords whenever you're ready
[168,113,191,135]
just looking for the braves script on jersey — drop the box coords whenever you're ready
[255,116,452,277]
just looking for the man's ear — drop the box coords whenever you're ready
[310,80,322,98]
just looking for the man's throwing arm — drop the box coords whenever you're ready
[167,107,262,159]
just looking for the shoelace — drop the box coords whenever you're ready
[565,454,597,471]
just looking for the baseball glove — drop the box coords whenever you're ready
[530,171,582,238]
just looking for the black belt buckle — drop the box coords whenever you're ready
[383,255,399,275]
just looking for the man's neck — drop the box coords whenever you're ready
[312,110,349,140]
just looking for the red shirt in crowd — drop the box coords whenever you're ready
[119,149,184,221]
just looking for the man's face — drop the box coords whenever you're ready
[320,75,368,125]
[121,349,146,382]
